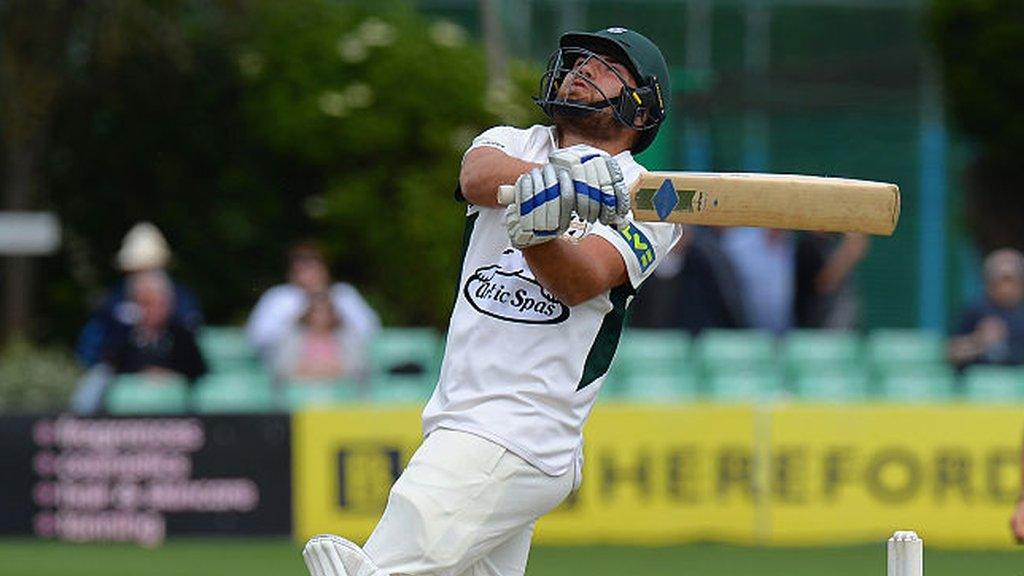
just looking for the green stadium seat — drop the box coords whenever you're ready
[105,373,190,414]
[370,328,442,395]
[707,367,782,402]
[199,326,260,371]
[696,329,776,374]
[963,366,1024,401]
[792,368,870,402]
[878,365,956,402]
[370,373,437,404]
[782,330,863,374]
[283,379,362,409]
[613,329,691,373]
[192,370,275,413]
[619,368,699,402]
[867,329,945,370]
[609,329,692,398]
[371,328,442,376]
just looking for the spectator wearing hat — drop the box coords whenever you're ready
[949,248,1024,369]
[75,222,204,366]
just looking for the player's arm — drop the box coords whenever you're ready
[948,313,1006,366]
[460,147,541,208]
[948,333,984,365]
[815,233,869,293]
[522,236,628,307]
[502,149,632,306]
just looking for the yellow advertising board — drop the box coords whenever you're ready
[293,403,1023,548]
[293,406,423,543]
[534,405,761,544]
[766,404,1021,548]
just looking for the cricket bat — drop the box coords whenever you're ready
[497,172,901,236]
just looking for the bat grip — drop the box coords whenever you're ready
[496,185,515,206]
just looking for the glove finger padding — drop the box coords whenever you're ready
[505,165,572,249]
[531,166,551,235]
[545,164,566,236]
[572,162,601,223]
[600,157,630,227]
[548,144,629,227]
[557,166,575,233]
[588,158,615,211]
[549,144,607,170]
[550,144,607,224]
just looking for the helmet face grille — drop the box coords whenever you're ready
[536,49,624,118]
[534,46,665,137]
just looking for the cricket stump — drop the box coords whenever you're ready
[887,530,923,576]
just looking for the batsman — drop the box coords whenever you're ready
[304,27,683,576]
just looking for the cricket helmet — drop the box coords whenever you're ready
[535,27,670,153]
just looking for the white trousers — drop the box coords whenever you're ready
[363,429,573,576]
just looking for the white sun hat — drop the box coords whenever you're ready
[116,222,171,271]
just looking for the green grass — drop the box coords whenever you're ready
[0,538,1020,576]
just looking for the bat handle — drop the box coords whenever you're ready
[497,185,515,206]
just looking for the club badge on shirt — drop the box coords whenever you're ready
[463,251,570,324]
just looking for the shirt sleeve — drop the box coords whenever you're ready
[270,332,302,380]
[332,283,381,343]
[463,126,525,161]
[590,220,684,290]
[246,286,303,354]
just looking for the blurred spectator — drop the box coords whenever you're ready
[949,248,1024,369]
[246,241,380,362]
[75,222,204,366]
[271,292,368,382]
[102,270,208,381]
[629,227,747,333]
[71,270,208,415]
[794,232,870,329]
[721,227,796,333]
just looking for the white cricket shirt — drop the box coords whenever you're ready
[422,124,683,476]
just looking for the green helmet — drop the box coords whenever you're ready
[536,27,671,153]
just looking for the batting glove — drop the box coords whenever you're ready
[505,163,575,249]
[549,144,630,228]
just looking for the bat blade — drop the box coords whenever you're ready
[495,171,901,236]
[631,172,900,236]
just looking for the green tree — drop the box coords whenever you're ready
[929,0,1024,251]
[234,2,537,325]
[28,0,541,344]
[1,0,82,340]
